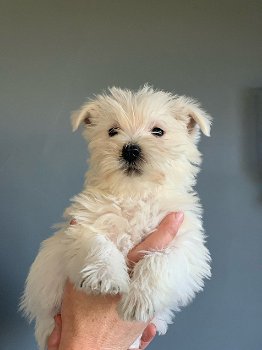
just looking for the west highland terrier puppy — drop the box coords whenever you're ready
[21,85,212,349]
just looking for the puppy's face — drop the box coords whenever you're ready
[72,86,211,193]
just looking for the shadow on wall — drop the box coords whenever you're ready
[242,88,262,201]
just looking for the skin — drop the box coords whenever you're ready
[47,212,184,350]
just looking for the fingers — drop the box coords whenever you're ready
[140,323,157,349]
[128,323,156,350]
[47,314,62,350]
[128,212,184,265]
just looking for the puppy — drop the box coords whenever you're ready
[21,85,212,349]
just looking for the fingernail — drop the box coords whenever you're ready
[169,212,184,227]
[175,211,184,222]
[141,324,156,343]
[141,327,152,343]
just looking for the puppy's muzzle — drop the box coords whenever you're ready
[122,144,141,164]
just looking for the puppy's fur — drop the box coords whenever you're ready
[21,86,211,349]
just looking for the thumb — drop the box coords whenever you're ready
[128,212,184,264]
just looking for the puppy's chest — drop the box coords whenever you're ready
[69,191,181,255]
[94,197,166,255]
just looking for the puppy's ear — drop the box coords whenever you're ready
[176,97,212,137]
[187,104,211,137]
[71,102,96,132]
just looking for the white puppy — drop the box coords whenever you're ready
[21,85,212,350]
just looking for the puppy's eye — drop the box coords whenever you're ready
[108,127,119,137]
[151,127,165,137]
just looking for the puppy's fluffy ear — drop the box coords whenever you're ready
[176,97,212,137]
[71,102,96,132]
[187,105,211,137]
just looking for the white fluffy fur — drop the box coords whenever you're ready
[20,85,212,350]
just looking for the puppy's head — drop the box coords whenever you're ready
[72,86,211,194]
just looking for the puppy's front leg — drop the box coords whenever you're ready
[118,250,174,322]
[119,235,210,323]
[65,226,130,295]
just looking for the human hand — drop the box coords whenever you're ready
[47,212,184,350]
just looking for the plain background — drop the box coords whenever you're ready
[1,1,262,349]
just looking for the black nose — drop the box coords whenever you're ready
[122,144,141,163]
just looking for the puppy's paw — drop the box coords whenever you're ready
[118,290,155,322]
[79,265,129,295]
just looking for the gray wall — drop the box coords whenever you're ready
[1,1,262,349]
